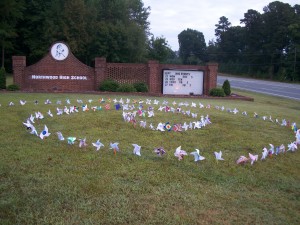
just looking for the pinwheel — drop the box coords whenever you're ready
[214,151,224,161]
[79,138,88,148]
[110,142,120,155]
[190,149,205,162]
[132,144,141,156]
[47,110,53,117]
[56,131,65,141]
[39,125,51,139]
[67,137,76,145]
[154,147,166,156]
[249,153,258,165]
[92,140,104,151]
[261,147,268,160]
[174,146,187,161]
[236,156,248,165]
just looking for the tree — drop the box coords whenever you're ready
[262,1,296,79]
[215,16,231,43]
[240,9,264,74]
[286,5,300,81]
[210,2,299,81]
[178,28,207,64]
[0,0,23,69]
[222,79,231,96]
[0,67,6,89]
[147,35,173,62]
[15,0,51,64]
[13,0,151,66]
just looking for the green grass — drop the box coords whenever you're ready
[0,90,299,224]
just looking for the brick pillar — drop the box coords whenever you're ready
[12,56,26,89]
[147,60,159,94]
[95,57,107,90]
[205,63,218,95]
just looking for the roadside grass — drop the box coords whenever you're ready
[0,90,299,224]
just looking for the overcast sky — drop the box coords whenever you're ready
[143,0,298,51]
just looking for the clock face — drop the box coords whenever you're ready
[51,43,69,61]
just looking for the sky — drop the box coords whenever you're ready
[143,0,299,51]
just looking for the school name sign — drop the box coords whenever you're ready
[31,75,88,80]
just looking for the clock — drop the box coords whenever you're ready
[50,42,69,61]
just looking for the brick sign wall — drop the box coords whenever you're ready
[13,42,218,95]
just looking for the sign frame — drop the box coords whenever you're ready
[162,69,204,95]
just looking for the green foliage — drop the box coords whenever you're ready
[178,28,207,64]
[99,79,120,92]
[133,82,148,92]
[0,67,6,89]
[214,16,231,41]
[209,88,225,97]
[0,0,24,68]
[147,35,174,62]
[11,0,150,65]
[116,83,137,92]
[207,2,300,81]
[6,83,19,91]
[222,79,231,96]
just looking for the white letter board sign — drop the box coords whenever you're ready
[163,69,204,95]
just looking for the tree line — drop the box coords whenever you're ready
[0,0,299,81]
[209,1,300,81]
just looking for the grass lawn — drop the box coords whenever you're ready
[0,89,299,224]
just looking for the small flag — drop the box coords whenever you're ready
[105,104,110,110]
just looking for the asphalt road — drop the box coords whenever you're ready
[217,75,300,101]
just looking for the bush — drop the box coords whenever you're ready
[99,79,120,92]
[7,84,20,91]
[133,82,148,92]
[209,88,225,97]
[222,79,231,96]
[116,84,137,92]
[0,67,6,89]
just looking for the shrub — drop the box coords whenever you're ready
[116,84,137,92]
[133,82,148,92]
[0,67,6,89]
[7,84,20,91]
[209,88,225,97]
[222,79,231,96]
[99,79,119,92]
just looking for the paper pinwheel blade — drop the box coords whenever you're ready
[174,146,187,161]
[249,153,258,165]
[190,149,205,162]
[132,144,141,156]
[67,137,76,145]
[79,138,88,148]
[56,131,65,141]
[92,140,104,151]
[40,125,51,139]
[236,156,248,165]
[110,142,120,154]
[214,151,224,160]
[261,147,268,160]
[154,147,166,156]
